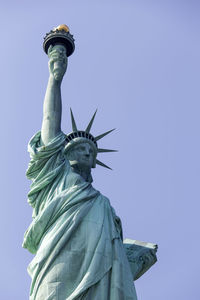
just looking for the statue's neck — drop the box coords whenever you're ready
[71,165,93,183]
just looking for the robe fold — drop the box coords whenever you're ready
[23,131,137,300]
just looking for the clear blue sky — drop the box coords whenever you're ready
[1,1,200,299]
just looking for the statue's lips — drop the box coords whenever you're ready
[81,157,92,163]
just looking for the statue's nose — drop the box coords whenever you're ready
[85,149,90,156]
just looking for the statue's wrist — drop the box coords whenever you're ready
[49,74,62,87]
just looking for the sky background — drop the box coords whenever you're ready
[1,0,200,299]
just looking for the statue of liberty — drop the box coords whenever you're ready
[23,25,157,300]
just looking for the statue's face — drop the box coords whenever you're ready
[50,44,67,81]
[68,142,95,170]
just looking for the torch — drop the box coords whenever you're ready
[43,24,75,74]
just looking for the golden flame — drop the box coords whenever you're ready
[54,24,70,32]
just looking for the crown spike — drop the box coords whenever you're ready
[85,109,97,133]
[96,159,112,170]
[97,148,118,153]
[70,108,78,132]
[94,128,115,141]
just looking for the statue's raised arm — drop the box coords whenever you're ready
[41,24,75,145]
[41,44,67,145]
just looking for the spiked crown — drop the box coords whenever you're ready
[64,109,116,169]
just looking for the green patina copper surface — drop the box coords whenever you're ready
[23,25,157,300]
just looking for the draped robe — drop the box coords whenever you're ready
[23,131,137,300]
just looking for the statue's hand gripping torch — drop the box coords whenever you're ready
[43,24,75,81]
